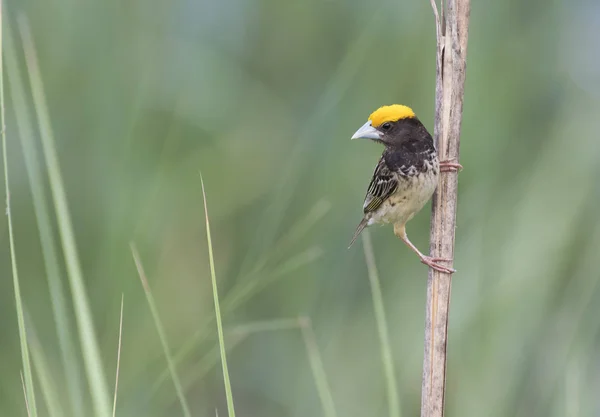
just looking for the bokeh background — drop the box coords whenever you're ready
[2,0,600,416]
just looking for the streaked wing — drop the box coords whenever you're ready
[362,156,398,214]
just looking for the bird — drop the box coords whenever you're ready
[348,104,461,274]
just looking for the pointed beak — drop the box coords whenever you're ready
[351,120,381,140]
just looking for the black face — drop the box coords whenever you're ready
[376,117,433,149]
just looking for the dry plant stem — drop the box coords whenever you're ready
[420,0,470,416]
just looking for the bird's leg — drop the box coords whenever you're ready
[393,223,456,274]
[439,158,463,172]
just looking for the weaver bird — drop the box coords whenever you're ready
[348,104,460,274]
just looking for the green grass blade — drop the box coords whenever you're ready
[112,295,124,417]
[1,8,39,417]
[18,16,111,417]
[200,174,236,417]
[298,317,337,417]
[362,230,401,417]
[20,372,32,417]
[4,18,84,417]
[130,244,192,417]
[27,317,67,417]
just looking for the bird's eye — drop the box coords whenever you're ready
[381,122,392,130]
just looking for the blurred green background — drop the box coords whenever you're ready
[2,0,600,416]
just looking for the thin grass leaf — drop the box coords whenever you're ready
[18,16,111,417]
[21,372,32,417]
[4,19,83,417]
[200,174,236,417]
[27,316,66,417]
[112,295,124,417]
[130,243,192,417]
[362,230,401,417]
[298,317,337,417]
[1,8,38,417]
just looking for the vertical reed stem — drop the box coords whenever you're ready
[420,0,470,416]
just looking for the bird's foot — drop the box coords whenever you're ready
[439,159,463,173]
[420,255,456,274]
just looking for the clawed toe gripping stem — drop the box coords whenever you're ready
[419,255,456,274]
[439,159,463,173]
[394,223,456,274]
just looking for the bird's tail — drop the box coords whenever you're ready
[348,218,368,248]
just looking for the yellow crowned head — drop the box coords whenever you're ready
[368,104,415,127]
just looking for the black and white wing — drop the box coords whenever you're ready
[348,156,399,248]
[362,156,398,214]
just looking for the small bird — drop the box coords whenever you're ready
[348,104,460,274]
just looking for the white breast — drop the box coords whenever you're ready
[367,169,438,227]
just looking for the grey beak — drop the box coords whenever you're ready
[351,120,381,140]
